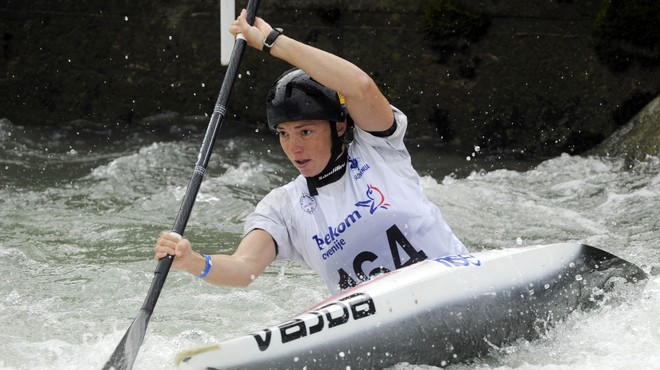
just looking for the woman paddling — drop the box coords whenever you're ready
[154,9,467,294]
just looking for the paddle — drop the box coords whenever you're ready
[102,1,260,369]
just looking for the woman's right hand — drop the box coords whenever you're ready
[154,232,194,270]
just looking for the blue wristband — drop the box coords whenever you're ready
[198,254,212,279]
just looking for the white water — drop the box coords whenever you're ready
[0,120,658,369]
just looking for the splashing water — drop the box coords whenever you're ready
[0,119,658,369]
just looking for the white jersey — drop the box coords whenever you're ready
[244,107,467,294]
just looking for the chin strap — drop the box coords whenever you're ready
[305,121,347,196]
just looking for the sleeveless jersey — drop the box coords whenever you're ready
[244,106,467,294]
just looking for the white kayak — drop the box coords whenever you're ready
[175,243,647,369]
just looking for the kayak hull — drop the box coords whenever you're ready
[176,243,647,369]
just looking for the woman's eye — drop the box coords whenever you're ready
[301,129,312,136]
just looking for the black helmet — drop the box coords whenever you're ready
[266,68,346,131]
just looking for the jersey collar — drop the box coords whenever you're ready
[305,148,347,196]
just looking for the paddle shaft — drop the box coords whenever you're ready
[102,1,260,369]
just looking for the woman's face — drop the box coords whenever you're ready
[276,120,344,177]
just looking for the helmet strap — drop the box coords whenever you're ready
[305,121,347,196]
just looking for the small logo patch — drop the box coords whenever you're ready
[348,155,370,180]
[300,194,317,214]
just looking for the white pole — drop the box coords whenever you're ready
[220,0,235,66]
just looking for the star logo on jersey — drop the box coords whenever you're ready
[348,155,370,180]
[348,155,359,170]
[355,184,391,214]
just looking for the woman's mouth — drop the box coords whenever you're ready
[294,159,310,169]
[293,159,315,175]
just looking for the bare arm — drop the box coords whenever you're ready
[154,229,276,287]
[230,9,394,132]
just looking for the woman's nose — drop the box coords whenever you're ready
[288,136,304,153]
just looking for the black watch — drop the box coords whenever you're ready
[263,28,283,55]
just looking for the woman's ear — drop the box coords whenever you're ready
[336,121,348,136]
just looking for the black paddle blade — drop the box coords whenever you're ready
[103,310,151,370]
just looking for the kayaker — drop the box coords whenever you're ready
[154,9,468,294]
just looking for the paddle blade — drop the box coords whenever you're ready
[102,310,151,370]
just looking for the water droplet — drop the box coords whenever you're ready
[575,274,583,281]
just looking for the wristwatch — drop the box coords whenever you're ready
[263,28,283,55]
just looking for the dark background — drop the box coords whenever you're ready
[1,0,658,157]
